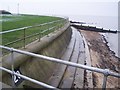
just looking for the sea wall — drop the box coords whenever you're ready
[1,22,72,88]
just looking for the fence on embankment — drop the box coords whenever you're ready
[0,18,68,55]
[0,18,120,90]
[0,17,73,88]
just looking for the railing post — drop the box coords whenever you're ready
[47,28,50,36]
[10,48,15,88]
[102,75,108,90]
[47,28,48,35]
[102,69,109,90]
[58,23,61,30]
[23,28,26,48]
[41,32,43,39]
[38,32,41,42]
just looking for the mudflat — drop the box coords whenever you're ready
[80,30,120,89]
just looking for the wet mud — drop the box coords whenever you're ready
[80,30,120,89]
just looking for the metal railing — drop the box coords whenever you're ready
[4,26,57,47]
[0,45,120,89]
[0,19,65,35]
[0,66,57,89]
[1,19,67,50]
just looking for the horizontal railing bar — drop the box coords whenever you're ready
[41,26,56,34]
[0,45,120,78]
[4,33,39,46]
[0,19,64,35]
[0,67,58,89]
[25,33,40,39]
[23,25,56,39]
[4,38,23,46]
[20,26,56,39]
[4,26,57,46]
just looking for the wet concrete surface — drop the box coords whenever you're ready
[48,27,88,89]
[59,28,80,88]
[49,25,120,89]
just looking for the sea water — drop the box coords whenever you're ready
[68,15,119,58]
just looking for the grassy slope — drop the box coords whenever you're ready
[1,14,65,50]
[2,14,61,31]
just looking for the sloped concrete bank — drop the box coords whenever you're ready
[1,22,72,88]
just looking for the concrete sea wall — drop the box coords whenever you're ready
[1,22,72,88]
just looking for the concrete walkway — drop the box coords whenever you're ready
[48,27,92,89]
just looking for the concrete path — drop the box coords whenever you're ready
[58,27,81,89]
[48,27,92,89]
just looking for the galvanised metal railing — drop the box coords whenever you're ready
[4,26,57,47]
[0,18,68,50]
[0,19,65,35]
[0,67,58,89]
[0,45,120,89]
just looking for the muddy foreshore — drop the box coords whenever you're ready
[80,30,120,89]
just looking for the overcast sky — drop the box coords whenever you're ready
[0,0,119,16]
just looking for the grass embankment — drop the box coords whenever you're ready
[1,14,66,50]
[2,14,61,31]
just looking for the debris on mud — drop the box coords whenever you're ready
[80,30,120,89]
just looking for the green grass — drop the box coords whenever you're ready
[1,14,66,54]
[2,14,62,31]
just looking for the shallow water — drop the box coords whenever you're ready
[69,15,119,58]
[101,33,119,57]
